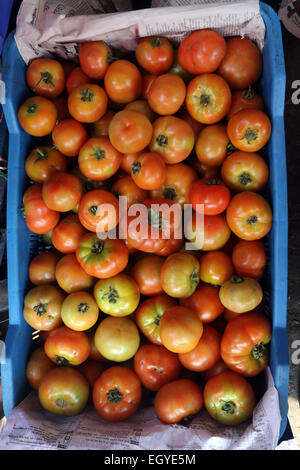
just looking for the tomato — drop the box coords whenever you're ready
[134,344,181,391]
[137,37,174,74]
[109,110,153,154]
[23,285,65,331]
[29,251,59,285]
[94,273,140,317]
[130,152,166,190]
[226,192,272,240]
[186,74,231,124]
[79,41,112,79]
[155,233,184,256]
[154,379,203,424]
[78,189,119,233]
[227,109,271,153]
[178,30,226,75]
[203,359,228,381]
[199,251,234,286]
[25,146,67,184]
[186,213,231,251]
[78,360,105,388]
[89,109,115,138]
[135,294,176,345]
[42,172,82,213]
[76,233,128,279]
[26,347,56,390]
[131,255,164,296]
[18,96,57,137]
[180,283,224,323]
[61,291,99,331]
[147,74,186,115]
[52,96,71,123]
[149,116,195,164]
[178,325,221,372]
[221,150,269,192]
[93,366,142,422]
[141,74,156,99]
[112,176,148,209]
[38,367,89,416]
[68,83,108,123]
[232,240,266,280]
[221,312,271,377]
[227,88,264,120]
[104,60,142,103]
[168,50,194,82]
[124,99,157,122]
[44,325,90,366]
[66,66,90,94]
[160,306,203,353]
[204,370,255,425]
[26,58,65,98]
[223,295,266,322]
[52,214,86,254]
[87,326,108,362]
[55,254,95,293]
[23,185,60,234]
[52,119,88,157]
[217,37,262,90]
[94,317,140,362]
[161,252,200,298]
[219,275,263,313]
[120,152,141,174]
[189,156,221,179]
[195,124,233,167]
[78,137,122,181]
[189,178,231,216]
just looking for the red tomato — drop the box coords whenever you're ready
[180,283,224,323]
[23,285,65,331]
[42,172,83,212]
[189,178,231,216]
[160,306,203,353]
[227,88,264,120]
[52,214,86,254]
[25,146,67,184]
[109,110,153,154]
[44,325,90,366]
[68,83,108,123]
[29,251,59,285]
[195,124,231,167]
[55,254,95,294]
[66,66,90,94]
[18,96,57,137]
[147,74,186,115]
[104,60,142,103]
[23,185,59,234]
[178,325,221,372]
[131,255,165,296]
[130,152,166,190]
[79,41,112,79]
[136,37,174,75]
[221,150,269,192]
[26,58,65,98]
[124,99,157,122]
[26,347,56,390]
[185,212,231,251]
[78,189,119,233]
[89,109,115,138]
[227,109,271,153]
[78,137,122,181]
[232,240,266,280]
[199,251,234,286]
[52,119,88,157]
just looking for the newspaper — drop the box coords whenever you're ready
[15,0,265,64]
[279,0,300,38]
[0,368,283,450]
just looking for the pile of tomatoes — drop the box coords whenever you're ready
[21,30,273,427]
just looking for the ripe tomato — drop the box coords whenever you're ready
[161,252,200,298]
[52,214,86,254]
[217,37,262,90]
[203,359,228,381]
[131,255,164,296]
[109,110,153,154]
[79,41,112,79]
[149,116,195,164]
[135,294,176,345]
[134,344,181,391]
[232,240,266,281]
[227,88,264,120]
[38,367,89,416]
[44,325,90,366]
[178,29,226,75]
[141,73,156,99]
[221,312,271,377]
[124,99,157,122]
[160,306,203,353]
[120,152,141,174]
[189,178,231,216]
[24,285,65,331]
[61,291,99,331]
[18,96,57,137]
[86,327,108,363]
[154,379,203,424]
[155,233,184,256]
[104,60,142,103]
[76,233,128,279]
[78,137,122,181]
[112,176,148,208]
[219,275,263,313]
[94,317,140,362]
[23,185,60,234]
[68,83,108,123]
[147,74,186,115]
[199,251,234,286]
[52,96,71,123]
[26,347,56,390]
[29,251,59,285]
[226,192,272,240]
[55,254,95,293]
[93,366,142,422]
[223,295,266,322]
[136,37,174,75]
[186,74,231,124]
[78,360,105,388]
[227,109,271,153]
[186,213,231,251]
[94,273,140,317]
[150,163,197,207]
[42,172,83,213]
[221,150,269,192]
[195,124,232,167]
[130,152,166,190]
[180,283,224,323]
[78,189,119,233]
[178,325,221,372]
[66,66,90,94]
[26,58,65,98]
[52,119,88,157]
[25,146,67,184]
[89,109,115,138]
[204,370,255,425]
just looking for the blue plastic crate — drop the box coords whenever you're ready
[0,2,289,439]
[0,0,13,55]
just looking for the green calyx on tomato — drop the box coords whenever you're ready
[91,240,104,254]
[33,72,55,92]
[230,275,244,284]
[26,101,38,114]
[131,161,142,175]
[242,86,254,100]
[91,147,105,160]
[180,413,196,426]
[238,172,252,186]
[80,88,95,102]
[55,355,69,366]
[156,134,168,147]
[205,179,221,186]
[102,286,119,304]
[77,302,90,314]
[107,388,123,403]
[88,205,98,215]
[151,38,163,47]
[243,128,258,144]
[220,400,236,415]
[148,208,166,230]
[226,141,237,156]
[251,341,266,360]
[247,215,258,225]
[199,94,210,106]
[55,398,68,409]
[154,312,163,327]
[163,187,177,200]
[190,268,200,288]
[33,302,48,316]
